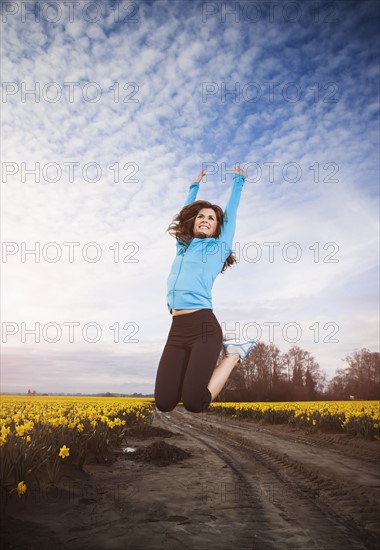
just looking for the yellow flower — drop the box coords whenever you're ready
[17,481,27,496]
[1,426,11,437]
[15,424,26,437]
[59,445,70,459]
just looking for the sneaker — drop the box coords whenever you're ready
[222,339,257,363]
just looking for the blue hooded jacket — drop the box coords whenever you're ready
[166,173,245,313]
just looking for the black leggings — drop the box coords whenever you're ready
[154,309,223,413]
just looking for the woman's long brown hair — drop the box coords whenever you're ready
[167,200,237,273]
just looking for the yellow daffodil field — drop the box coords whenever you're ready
[209,400,380,440]
[0,395,156,500]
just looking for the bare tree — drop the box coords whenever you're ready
[329,349,380,399]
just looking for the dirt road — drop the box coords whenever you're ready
[153,407,380,550]
[2,406,379,550]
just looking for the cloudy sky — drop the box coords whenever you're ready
[1,0,379,395]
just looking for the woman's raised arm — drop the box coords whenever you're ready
[219,165,247,249]
[194,169,207,183]
[182,168,205,207]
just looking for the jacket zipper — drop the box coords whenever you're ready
[172,247,186,309]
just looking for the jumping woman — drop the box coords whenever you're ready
[154,165,256,414]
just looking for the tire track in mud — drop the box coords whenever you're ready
[199,410,380,543]
[156,410,271,550]
[206,412,380,465]
[155,408,379,550]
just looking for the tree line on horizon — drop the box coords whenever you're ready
[23,346,379,402]
[220,345,380,402]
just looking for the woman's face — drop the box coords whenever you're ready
[193,208,218,238]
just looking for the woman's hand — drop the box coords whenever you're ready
[194,169,206,183]
[231,165,248,178]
